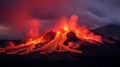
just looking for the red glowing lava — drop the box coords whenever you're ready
[0,15,102,55]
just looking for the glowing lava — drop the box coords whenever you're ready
[0,15,102,55]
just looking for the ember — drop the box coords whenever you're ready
[0,15,103,55]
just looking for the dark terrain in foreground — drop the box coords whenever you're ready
[0,24,120,66]
[0,38,120,67]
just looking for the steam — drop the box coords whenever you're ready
[0,0,65,39]
[88,0,120,25]
[0,0,120,39]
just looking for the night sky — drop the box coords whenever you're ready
[0,0,120,39]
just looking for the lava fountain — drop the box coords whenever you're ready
[0,15,102,55]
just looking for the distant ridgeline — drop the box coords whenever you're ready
[93,24,120,41]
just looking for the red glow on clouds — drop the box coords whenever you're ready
[0,14,103,55]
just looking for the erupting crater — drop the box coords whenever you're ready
[0,15,103,55]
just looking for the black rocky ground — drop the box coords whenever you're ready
[0,37,120,66]
[0,24,120,66]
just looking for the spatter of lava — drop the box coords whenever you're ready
[0,15,102,55]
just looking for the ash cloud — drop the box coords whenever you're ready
[0,0,65,39]
[88,0,120,25]
[0,0,120,39]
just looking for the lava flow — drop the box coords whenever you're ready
[0,15,102,55]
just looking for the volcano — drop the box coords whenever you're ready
[0,15,120,67]
[0,15,103,55]
[0,15,118,56]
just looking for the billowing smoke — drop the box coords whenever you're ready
[0,0,65,39]
[0,0,120,39]
[88,0,120,25]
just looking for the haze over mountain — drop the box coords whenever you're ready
[0,0,120,39]
[94,24,120,41]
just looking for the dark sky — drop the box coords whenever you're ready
[0,0,120,39]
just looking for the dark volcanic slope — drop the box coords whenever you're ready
[0,38,120,60]
[93,24,120,41]
[0,41,120,67]
[0,26,120,66]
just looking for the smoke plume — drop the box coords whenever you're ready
[0,0,120,39]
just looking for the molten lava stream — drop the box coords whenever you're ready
[0,34,46,55]
[0,14,103,55]
[34,31,82,54]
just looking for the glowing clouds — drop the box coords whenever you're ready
[27,19,41,38]
[0,24,10,35]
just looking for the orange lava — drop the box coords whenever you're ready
[0,15,102,55]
